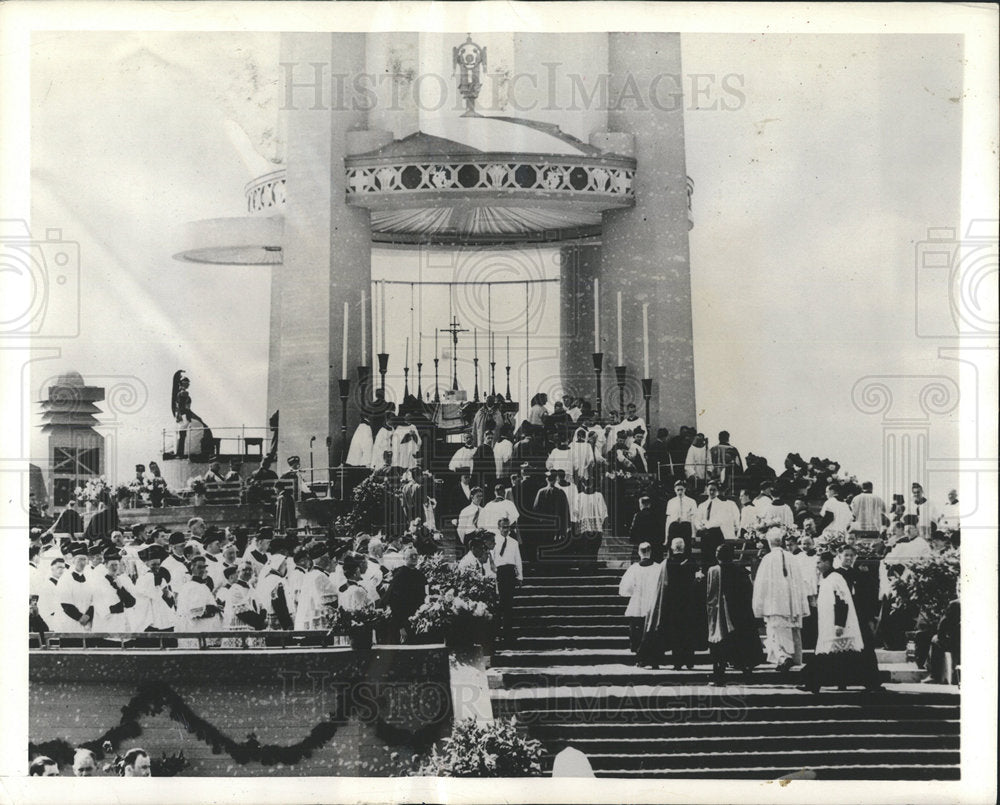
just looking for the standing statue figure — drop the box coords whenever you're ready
[171,370,211,459]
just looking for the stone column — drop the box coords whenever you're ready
[274,33,372,470]
[599,32,695,432]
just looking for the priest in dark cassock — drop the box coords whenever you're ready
[48,500,84,538]
[532,471,572,564]
[800,550,880,692]
[830,544,883,690]
[82,497,119,541]
[706,542,764,683]
[637,536,702,670]
[470,434,496,492]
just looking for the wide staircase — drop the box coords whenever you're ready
[488,548,960,780]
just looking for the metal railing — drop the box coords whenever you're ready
[160,426,271,460]
[31,630,358,651]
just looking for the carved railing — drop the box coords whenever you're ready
[345,158,635,199]
[245,169,286,213]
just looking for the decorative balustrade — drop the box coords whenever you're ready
[345,158,635,200]
[245,169,287,214]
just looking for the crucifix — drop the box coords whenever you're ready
[439,315,468,392]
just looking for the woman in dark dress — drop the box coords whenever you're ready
[706,542,764,683]
[637,536,701,670]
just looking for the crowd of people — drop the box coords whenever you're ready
[29,746,151,777]
[619,523,959,690]
[30,390,960,669]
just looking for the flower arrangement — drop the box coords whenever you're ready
[115,479,146,503]
[815,530,886,559]
[890,548,960,626]
[410,717,544,777]
[328,602,391,634]
[418,554,500,613]
[332,474,390,538]
[74,476,111,504]
[186,475,207,495]
[408,590,493,646]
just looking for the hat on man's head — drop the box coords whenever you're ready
[87,542,105,557]
[222,564,238,580]
[168,531,187,547]
[329,539,352,561]
[287,456,300,465]
[307,542,329,562]
[256,527,274,541]
[69,542,89,557]
[201,527,224,546]
[102,547,122,563]
[138,544,167,563]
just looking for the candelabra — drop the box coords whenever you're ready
[615,365,627,417]
[592,352,604,419]
[433,357,441,403]
[473,356,480,402]
[377,353,389,395]
[403,366,410,399]
[490,360,496,398]
[337,377,351,500]
[416,361,423,402]
[505,362,512,402]
[641,377,653,429]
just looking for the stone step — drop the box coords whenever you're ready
[519,576,622,587]
[493,685,959,707]
[523,568,625,579]
[523,719,961,739]
[591,764,961,781]
[513,593,625,606]
[494,664,896,687]
[540,734,960,754]
[507,635,632,650]
[560,747,960,772]
[510,623,629,635]
[492,648,909,667]
[512,604,625,617]
[509,614,632,627]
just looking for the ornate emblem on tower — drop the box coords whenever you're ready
[453,35,487,117]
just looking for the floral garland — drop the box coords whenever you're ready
[29,678,358,768]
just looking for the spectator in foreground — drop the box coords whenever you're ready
[29,756,60,776]
[72,748,98,776]
[122,748,151,777]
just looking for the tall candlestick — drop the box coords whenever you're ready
[593,277,600,352]
[435,327,438,359]
[418,330,422,362]
[364,283,378,366]
[474,328,478,358]
[405,336,410,369]
[642,303,650,378]
[506,336,510,365]
[341,302,349,380]
[361,291,368,366]
[380,280,386,352]
[616,291,623,366]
